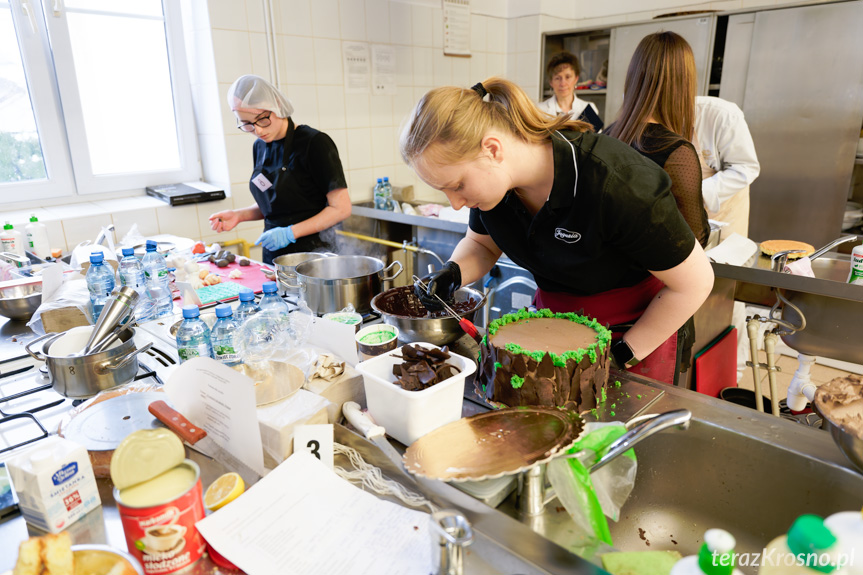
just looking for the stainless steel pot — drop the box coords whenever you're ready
[273,252,335,295]
[25,328,153,398]
[371,285,487,346]
[285,255,403,315]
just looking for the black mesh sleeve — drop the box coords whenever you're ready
[664,143,710,247]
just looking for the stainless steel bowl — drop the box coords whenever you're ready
[371,285,486,346]
[823,417,863,474]
[0,282,42,321]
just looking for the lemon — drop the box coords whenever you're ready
[204,472,244,511]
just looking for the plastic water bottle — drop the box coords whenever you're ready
[382,177,395,211]
[118,248,146,293]
[175,305,213,363]
[824,510,863,574]
[25,215,50,259]
[142,240,169,284]
[373,178,385,210]
[259,281,289,314]
[211,304,242,366]
[235,288,260,322]
[86,252,115,322]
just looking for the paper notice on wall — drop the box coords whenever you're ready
[371,44,396,95]
[343,42,370,94]
[165,357,265,476]
[443,0,471,56]
[196,452,432,575]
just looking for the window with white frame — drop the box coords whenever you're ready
[0,0,199,203]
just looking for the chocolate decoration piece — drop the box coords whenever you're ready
[392,344,461,392]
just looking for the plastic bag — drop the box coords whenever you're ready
[27,277,92,335]
[546,421,637,547]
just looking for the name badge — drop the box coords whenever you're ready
[252,173,273,192]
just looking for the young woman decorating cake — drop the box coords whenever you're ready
[403,77,714,385]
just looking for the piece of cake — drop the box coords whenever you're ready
[13,537,42,575]
[477,309,611,410]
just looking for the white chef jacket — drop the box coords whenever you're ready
[538,95,599,122]
[694,96,760,213]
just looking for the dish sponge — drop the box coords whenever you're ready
[601,550,683,575]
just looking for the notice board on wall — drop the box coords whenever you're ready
[443,0,471,57]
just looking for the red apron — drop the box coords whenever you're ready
[534,275,679,385]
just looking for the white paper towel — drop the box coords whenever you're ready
[705,233,759,266]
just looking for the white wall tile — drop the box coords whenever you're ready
[517,16,540,53]
[45,220,67,253]
[284,85,320,128]
[208,0,248,31]
[339,0,366,41]
[346,128,373,169]
[505,18,518,54]
[195,198,233,236]
[412,47,434,86]
[487,53,505,77]
[230,183,255,210]
[411,5,434,47]
[365,0,390,43]
[517,51,538,86]
[327,129,349,167]
[312,0,341,39]
[486,18,506,53]
[112,208,159,240]
[506,52,518,80]
[281,35,316,85]
[211,30,253,84]
[225,133,253,185]
[249,33,270,78]
[433,52,452,86]
[346,168,376,202]
[316,87,346,130]
[392,86,415,128]
[371,126,395,166]
[452,56,470,86]
[314,39,344,85]
[194,82,224,137]
[470,51,488,82]
[370,94,393,127]
[394,45,412,86]
[245,0,267,33]
[62,215,113,249]
[390,2,412,45]
[470,14,487,53]
[43,202,101,220]
[345,93,371,129]
[394,163,416,189]
[431,6,443,49]
[200,134,230,185]
[508,0,541,18]
[540,0,575,19]
[278,0,312,37]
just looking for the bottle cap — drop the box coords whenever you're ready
[182,305,200,319]
[89,252,104,264]
[787,515,837,572]
[262,281,278,294]
[377,178,382,183]
[384,177,389,182]
[146,240,158,252]
[697,529,737,575]
[3,221,12,230]
[29,214,38,222]
[239,288,255,301]
[122,247,134,257]
[215,304,233,318]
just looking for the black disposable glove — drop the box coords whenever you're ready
[414,261,462,311]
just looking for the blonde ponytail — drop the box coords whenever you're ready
[400,77,591,166]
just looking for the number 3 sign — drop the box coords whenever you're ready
[294,424,334,469]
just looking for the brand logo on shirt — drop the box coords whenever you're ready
[554,228,581,244]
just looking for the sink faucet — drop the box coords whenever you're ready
[772,236,859,272]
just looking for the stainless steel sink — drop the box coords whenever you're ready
[489,378,863,574]
[781,254,863,362]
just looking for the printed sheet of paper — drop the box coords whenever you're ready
[371,44,396,95]
[343,42,370,94]
[443,0,471,56]
[165,357,265,476]
[308,317,358,366]
[196,452,431,575]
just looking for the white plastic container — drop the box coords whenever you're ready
[356,342,475,446]
[25,214,51,259]
[6,436,101,533]
[847,245,863,285]
[1,221,25,256]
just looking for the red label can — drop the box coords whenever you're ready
[113,460,206,575]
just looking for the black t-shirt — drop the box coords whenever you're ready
[250,121,347,230]
[468,130,695,295]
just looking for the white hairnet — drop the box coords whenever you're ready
[227,75,294,118]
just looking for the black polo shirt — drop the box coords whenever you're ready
[250,120,347,230]
[468,130,695,296]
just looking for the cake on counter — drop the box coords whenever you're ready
[477,309,612,411]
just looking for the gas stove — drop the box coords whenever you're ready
[0,329,177,457]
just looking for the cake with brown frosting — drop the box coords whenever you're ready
[477,309,612,410]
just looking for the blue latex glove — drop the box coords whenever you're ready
[255,226,295,251]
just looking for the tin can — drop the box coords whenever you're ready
[113,460,206,575]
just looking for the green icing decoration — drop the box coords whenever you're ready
[610,411,615,417]
[615,380,622,388]
[486,308,611,366]
[600,387,607,403]
[511,375,525,389]
[493,361,503,370]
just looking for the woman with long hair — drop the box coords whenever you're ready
[606,32,709,247]
[403,77,714,384]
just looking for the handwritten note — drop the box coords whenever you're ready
[196,452,431,575]
[164,357,265,476]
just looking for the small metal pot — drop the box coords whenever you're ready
[372,285,486,346]
[25,328,153,398]
[272,252,335,295]
[284,255,403,315]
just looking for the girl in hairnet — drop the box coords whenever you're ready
[209,75,351,263]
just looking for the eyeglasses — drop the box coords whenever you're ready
[237,112,272,132]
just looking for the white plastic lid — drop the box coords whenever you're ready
[705,528,737,554]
